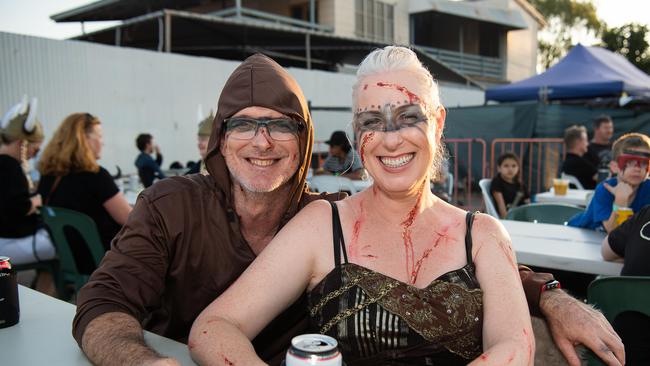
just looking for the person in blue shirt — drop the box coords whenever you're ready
[568,132,650,232]
[134,133,165,188]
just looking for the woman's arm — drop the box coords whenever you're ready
[103,192,133,225]
[189,201,331,366]
[468,214,534,366]
[492,192,508,219]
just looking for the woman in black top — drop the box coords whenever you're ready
[38,113,132,273]
[0,97,56,269]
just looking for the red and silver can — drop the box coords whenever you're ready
[0,256,19,328]
[285,334,342,366]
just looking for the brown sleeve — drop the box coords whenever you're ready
[72,193,171,346]
[518,264,554,317]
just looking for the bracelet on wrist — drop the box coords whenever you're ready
[540,279,561,294]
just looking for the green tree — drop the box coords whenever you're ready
[530,0,602,69]
[602,23,650,74]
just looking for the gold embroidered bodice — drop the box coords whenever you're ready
[307,203,484,366]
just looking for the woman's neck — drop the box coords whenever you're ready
[364,179,437,225]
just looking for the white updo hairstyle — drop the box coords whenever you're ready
[352,46,447,180]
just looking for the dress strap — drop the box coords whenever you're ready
[464,211,476,265]
[329,201,349,265]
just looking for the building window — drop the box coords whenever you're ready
[355,0,394,42]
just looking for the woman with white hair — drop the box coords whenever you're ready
[0,97,56,267]
[189,46,533,365]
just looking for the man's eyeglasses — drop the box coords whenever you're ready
[224,117,303,141]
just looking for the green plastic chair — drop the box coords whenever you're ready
[586,276,650,366]
[505,203,584,225]
[40,206,106,298]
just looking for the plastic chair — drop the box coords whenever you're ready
[561,172,584,190]
[309,175,358,195]
[478,178,499,218]
[505,203,584,225]
[40,206,106,298]
[586,276,650,366]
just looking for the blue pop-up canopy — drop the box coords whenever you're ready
[486,44,650,102]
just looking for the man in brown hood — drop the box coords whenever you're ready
[73,53,340,366]
[72,54,623,366]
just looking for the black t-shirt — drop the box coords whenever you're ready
[585,142,612,170]
[490,173,529,209]
[608,205,650,276]
[0,155,40,238]
[561,153,598,189]
[38,167,121,250]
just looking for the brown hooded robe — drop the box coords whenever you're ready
[73,53,340,364]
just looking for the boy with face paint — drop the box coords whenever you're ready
[569,133,650,232]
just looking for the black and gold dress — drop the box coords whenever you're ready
[307,202,484,365]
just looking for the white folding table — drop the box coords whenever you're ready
[501,220,622,276]
[0,286,196,365]
[534,189,594,207]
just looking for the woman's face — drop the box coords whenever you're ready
[85,124,104,160]
[27,141,42,159]
[354,70,444,194]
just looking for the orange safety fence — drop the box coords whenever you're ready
[445,138,487,210]
[490,138,566,195]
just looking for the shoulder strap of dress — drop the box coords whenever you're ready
[329,201,349,264]
[464,211,476,265]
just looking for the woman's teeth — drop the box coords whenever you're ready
[380,153,414,168]
[249,158,274,167]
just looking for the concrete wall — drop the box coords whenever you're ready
[0,31,484,173]
[505,0,539,81]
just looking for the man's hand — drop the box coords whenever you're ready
[540,290,624,366]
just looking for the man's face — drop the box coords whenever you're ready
[595,121,614,142]
[220,106,301,193]
[197,135,210,159]
[577,132,589,155]
[145,139,154,154]
[329,145,345,159]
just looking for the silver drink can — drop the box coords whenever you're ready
[285,334,342,366]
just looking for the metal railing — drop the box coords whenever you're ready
[417,45,504,80]
[445,138,487,210]
[490,138,566,195]
[210,6,333,32]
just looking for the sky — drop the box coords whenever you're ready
[0,0,648,41]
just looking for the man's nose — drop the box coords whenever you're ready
[251,126,273,149]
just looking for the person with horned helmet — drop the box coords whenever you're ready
[0,96,56,275]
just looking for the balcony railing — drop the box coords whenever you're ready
[417,45,504,80]
[210,6,333,33]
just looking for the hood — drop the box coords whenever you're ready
[204,53,314,224]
